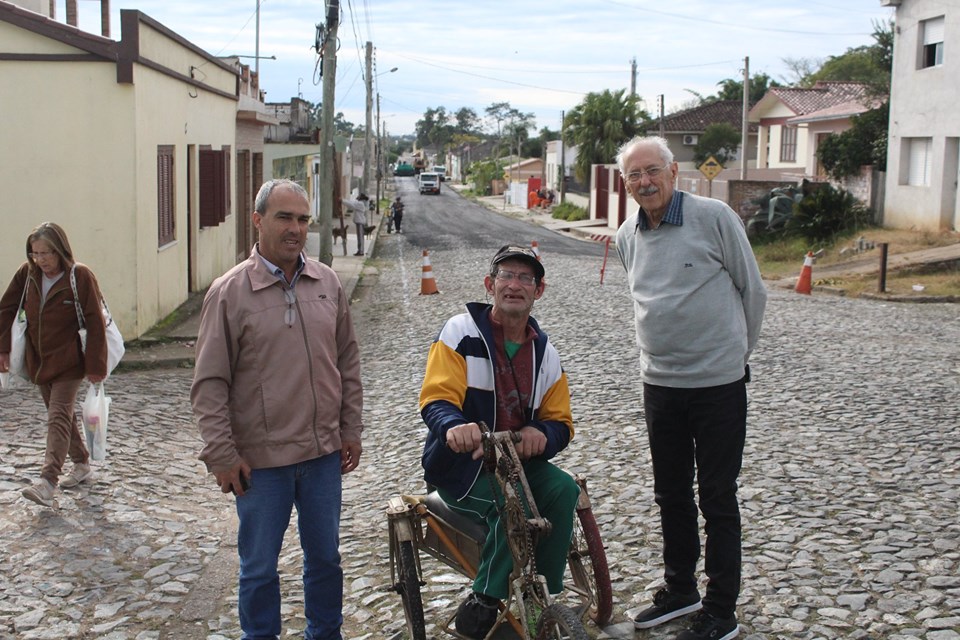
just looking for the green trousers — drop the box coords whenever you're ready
[439,458,580,600]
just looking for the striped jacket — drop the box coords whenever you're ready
[419,302,573,499]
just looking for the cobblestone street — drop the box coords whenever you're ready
[1,236,958,639]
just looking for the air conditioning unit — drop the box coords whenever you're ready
[682,134,698,146]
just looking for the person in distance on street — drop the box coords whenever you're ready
[192,179,364,640]
[615,136,767,640]
[0,222,106,508]
[418,245,579,639]
[391,195,405,233]
[344,191,369,255]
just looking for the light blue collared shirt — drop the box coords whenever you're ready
[256,246,305,288]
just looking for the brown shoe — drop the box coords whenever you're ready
[60,463,95,489]
[22,479,58,508]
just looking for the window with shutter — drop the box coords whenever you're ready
[199,147,232,227]
[221,146,231,223]
[905,138,932,186]
[199,149,219,228]
[780,126,798,163]
[921,16,945,69]
[157,146,175,246]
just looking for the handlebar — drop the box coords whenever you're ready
[477,421,522,444]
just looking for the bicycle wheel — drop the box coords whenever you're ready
[567,506,613,627]
[535,603,589,640]
[395,540,426,640]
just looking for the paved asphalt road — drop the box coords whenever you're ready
[1,179,958,639]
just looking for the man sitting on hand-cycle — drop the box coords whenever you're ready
[419,245,579,639]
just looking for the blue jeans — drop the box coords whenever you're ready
[643,378,747,619]
[236,452,344,640]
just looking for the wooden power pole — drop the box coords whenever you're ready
[317,0,339,266]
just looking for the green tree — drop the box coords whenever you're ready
[812,21,893,179]
[693,123,742,167]
[563,89,648,184]
[454,107,481,136]
[805,20,893,99]
[415,106,455,151]
[485,102,529,160]
[817,103,889,178]
[714,72,780,106]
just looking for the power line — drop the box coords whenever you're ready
[597,0,876,36]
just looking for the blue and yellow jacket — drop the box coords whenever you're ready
[419,302,573,499]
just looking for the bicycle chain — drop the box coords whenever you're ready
[486,446,539,583]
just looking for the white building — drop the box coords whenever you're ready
[881,0,958,231]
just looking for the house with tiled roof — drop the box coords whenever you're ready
[880,0,957,232]
[0,0,251,339]
[647,100,758,170]
[749,82,873,175]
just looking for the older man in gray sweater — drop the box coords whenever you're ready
[615,136,766,640]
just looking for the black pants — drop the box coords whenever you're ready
[643,378,746,619]
[393,212,403,232]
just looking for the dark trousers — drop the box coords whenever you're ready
[643,378,746,619]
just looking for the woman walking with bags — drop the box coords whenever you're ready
[0,222,108,508]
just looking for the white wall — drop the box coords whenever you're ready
[883,1,959,231]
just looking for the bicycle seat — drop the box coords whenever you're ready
[424,491,488,543]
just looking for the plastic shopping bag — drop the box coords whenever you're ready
[81,382,111,461]
[2,301,29,390]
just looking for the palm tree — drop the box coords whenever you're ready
[564,89,648,183]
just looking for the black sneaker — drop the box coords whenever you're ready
[455,591,499,639]
[633,587,702,629]
[675,610,739,640]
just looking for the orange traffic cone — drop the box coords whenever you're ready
[531,240,541,261]
[795,251,814,295]
[420,250,440,295]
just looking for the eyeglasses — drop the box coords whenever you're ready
[29,251,56,260]
[624,164,670,184]
[495,270,537,286]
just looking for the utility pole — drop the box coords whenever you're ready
[376,92,382,215]
[254,1,260,79]
[630,57,637,96]
[317,0,339,266]
[363,41,373,196]
[658,95,665,138]
[741,55,750,180]
[559,110,566,204]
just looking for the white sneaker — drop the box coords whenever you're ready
[60,463,95,488]
[22,479,58,508]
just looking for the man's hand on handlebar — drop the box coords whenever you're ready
[446,422,485,460]
[447,423,545,460]
[515,425,546,459]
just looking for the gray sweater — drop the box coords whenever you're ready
[616,191,767,388]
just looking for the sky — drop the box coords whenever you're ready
[67,0,895,137]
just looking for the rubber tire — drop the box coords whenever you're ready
[396,540,426,640]
[535,603,589,640]
[569,506,613,627]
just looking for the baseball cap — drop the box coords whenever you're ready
[491,245,544,279]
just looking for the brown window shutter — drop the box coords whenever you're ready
[199,149,218,228]
[221,146,231,223]
[157,146,175,245]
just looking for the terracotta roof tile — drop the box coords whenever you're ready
[767,81,870,116]
[653,100,758,134]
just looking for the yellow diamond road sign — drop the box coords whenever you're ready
[699,156,723,180]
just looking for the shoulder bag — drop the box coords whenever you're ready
[70,266,125,376]
[1,283,29,389]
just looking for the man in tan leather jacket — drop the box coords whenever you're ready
[191,179,363,640]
